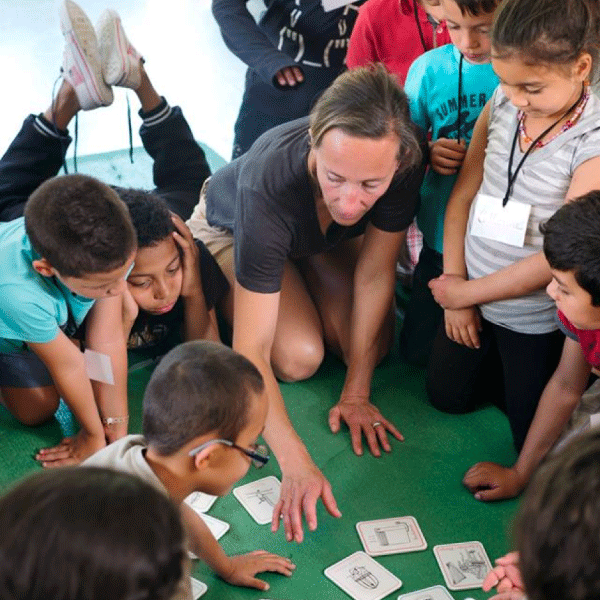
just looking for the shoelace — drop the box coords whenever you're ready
[52,71,135,174]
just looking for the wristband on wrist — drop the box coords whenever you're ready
[102,416,129,426]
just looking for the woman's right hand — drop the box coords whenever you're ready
[444,307,482,349]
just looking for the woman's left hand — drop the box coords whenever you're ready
[329,395,404,457]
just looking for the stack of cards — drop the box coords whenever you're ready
[356,516,427,556]
[324,551,403,600]
[184,492,229,559]
[233,476,281,524]
[433,542,493,591]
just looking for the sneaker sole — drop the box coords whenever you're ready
[98,10,141,89]
[60,1,112,108]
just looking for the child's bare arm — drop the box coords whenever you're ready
[181,503,295,591]
[171,215,220,342]
[463,337,590,501]
[431,154,600,310]
[85,294,129,443]
[442,102,489,278]
[30,332,106,465]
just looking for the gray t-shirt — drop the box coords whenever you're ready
[83,436,192,600]
[206,116,426,293]
[465,88,600,334]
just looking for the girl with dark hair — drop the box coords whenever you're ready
[427,0,600,500]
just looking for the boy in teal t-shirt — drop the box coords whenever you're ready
[399,0,500,366]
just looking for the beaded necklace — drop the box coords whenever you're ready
[518,85,590,150]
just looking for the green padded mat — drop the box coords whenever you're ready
[0,146,519,600]
[0,348,519,600]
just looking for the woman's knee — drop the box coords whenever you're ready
[272,336,325,382]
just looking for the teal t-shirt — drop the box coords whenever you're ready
[404,44,498,253]
[0,218,95,353]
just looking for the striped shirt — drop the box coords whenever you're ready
[465,87,600,334]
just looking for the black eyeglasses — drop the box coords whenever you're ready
[188,439,270,469]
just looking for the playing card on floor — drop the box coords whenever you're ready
[433,542,492,591]
[324,551,403,600]
[190,577,207,599]
[397,584,454,600]
[184,491,217,513]
[356,516,427,556]
[233,476,281,524]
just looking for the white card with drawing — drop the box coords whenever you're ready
[84,349,114,385]
[190,577,207,599]
[433,542,493,591]
[233,476,281,524]
[188,513,230,558]
[397,584,454,600]
[356,516,427,556]
[324,551,402,600]
[184,491,218,513]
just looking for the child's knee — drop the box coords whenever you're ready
[2,386,60,426]
[426,375,472,415]
[272,337,325,382]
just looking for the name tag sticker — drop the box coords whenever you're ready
[470,193,531,247]
[84,349,115,385]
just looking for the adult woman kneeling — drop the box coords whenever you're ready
[187,64,426,544]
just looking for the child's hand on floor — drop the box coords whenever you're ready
[463,462,527,501]
[430,138,466,175]
[35,429,106,467]
[220,550,296,590]
[483,551,526,600]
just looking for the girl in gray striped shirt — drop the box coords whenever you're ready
[426,0,600,497]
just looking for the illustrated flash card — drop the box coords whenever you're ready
[433,542,493,591]
[397,584,455,600]
[188,514,229,559]
[233,476,281,525]
[356,516,427,556]
[184,491,218,513]
[324,551,403,600]
[190,577,207,599]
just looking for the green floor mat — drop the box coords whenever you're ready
[1,347,519,600]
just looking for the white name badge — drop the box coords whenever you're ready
[321,0,354,11]
[470,193,531,247]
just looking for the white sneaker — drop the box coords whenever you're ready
[96,9,143,90]
[60,0,113,110]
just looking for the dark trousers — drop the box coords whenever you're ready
[232,66,339,159]
[427,316,564,451]
[399,243,444,367]
[0,104,210,222]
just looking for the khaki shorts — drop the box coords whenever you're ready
[186,179,234,274]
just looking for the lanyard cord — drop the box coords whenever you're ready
[412,0,428,52]
[456,53,464,142]
[503,86,585,206]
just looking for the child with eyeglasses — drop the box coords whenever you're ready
[83,340,295,593]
